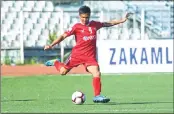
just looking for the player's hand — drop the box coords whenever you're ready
[44,45,52,50]
[125,12,133,19]
[121,13,133,22]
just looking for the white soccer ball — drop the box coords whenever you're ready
[72,91,86,105]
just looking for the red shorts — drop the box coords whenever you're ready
[64,54,99,71]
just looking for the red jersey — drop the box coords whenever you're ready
[64,20,103,58]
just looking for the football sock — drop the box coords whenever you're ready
[92,77,101,96]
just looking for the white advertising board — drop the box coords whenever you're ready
[97,40,173,73]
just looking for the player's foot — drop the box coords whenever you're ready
[93,95,110,103]
[44,59,60,66]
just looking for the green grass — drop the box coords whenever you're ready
[1,73,173,113]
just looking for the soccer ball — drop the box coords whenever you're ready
[72,91,86,105]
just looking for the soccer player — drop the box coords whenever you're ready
[44,5,132,103]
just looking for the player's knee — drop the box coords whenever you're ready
[60,68,68,75]
[92,71,101,77]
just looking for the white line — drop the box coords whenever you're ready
[47,72,173,77]
[2,72,173,78]
[88,108,173,112]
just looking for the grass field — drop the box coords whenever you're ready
[1,73,173,113]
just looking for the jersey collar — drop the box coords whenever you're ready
[80,21,91,26]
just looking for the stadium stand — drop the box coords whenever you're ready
[1,1,173,49]
[1,1,173,64]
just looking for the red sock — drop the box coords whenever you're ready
[92,77,101,96]
[54,60,64,71]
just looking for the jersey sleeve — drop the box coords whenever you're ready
[94,21,104,30]
[64,24,76,37]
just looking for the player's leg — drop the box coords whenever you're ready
[45,58,60,66]
[45,52,71,66]
[54,60,70,75]
[54,54,81,75]
[86,65,110,103]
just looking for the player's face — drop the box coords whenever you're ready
[79,13,90,25]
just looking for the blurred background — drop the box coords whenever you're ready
[1,0,173,65]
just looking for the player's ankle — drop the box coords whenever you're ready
[94,94,100,97]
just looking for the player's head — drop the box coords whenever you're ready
[78,5,91,25]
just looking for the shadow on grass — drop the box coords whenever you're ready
[2,99,173,106]
[85,101,174,105]
[1,99,37,102]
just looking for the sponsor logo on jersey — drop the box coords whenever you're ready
[81,29,84,33]
[83,35,96,41]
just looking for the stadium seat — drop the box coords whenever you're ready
[40,12,51,21]
[10,24,19,33]
[24,28,31,37]
[144,33,150,40]
[15,12,21,19]
[1,19,5,25]
[50,12,61,21]
[109,29,120,40]
[6,34,16,42]
[24,22,33,31]
[71,18,79,24]
[38,35,49,42]
[129,32,141,40]
[43,1,54,11]
[40,29,49,37]
[5,14,14,25]
[24,18,32,25]
[1,1,10,12]
[11,40,20,48]
[23,1,35,11]
[48,18,58,25]
[11,1,22,11]
[13,18,20,26]
[28,13,39,23]
[29,31,39,41]
[53,7,62,11]
[3,1,13,8]
[1,36,7,41]
[14,1,24,9]
[7,12,16,20]
[122,27,129,34]
[131,28,141,40]
[48,24,56,32]
[1,13,5,23]
[24,39,36,47]
[100,29,109,40]
[1,40,10,49]
[33,23,45,31]
[35,40,47,47]
[63,13,71,28]
[33,1,45,11]
[1,25,7,36]
[119,33,130,40]
[15,34,20,41]
[23,12,29,19]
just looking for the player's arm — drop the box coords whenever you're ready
[44,25,76,50]
[44,33,68,50]
[103,13,133,27]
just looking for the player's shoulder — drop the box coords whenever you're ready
[90,20,102,25]
[67,23,81,30]
[71,22,81,27]
[90,20,97,23]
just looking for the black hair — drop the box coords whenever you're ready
[79,5,91,15]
